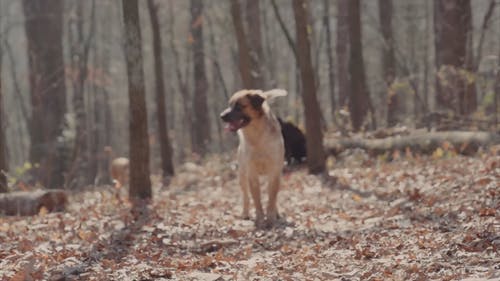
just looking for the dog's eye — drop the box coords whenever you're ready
[234,103,247,111]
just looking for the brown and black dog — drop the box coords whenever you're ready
[220,89,287,228]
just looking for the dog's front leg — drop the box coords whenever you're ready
[249,177,265,227]
[266,174,280,226]
[239,171,250,220]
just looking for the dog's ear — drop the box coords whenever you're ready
[248,94,265,109]
[262,89,287,100]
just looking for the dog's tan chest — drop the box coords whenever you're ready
[239,140,283,175]
[249,150,276,174]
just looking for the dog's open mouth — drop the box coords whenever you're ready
[225,118,249,132]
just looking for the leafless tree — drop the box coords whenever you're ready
[121,0,152,199]
[336,0,350,109]
[292,0,326,174]
[323,0,336,124]
[190,0,211,156]
[379,0,397,126]
[245,0,265,88]
[147,0,174,178]
[23,0,67,188]
[230,0,253,89]
[434,0,477,115]
[67,0,96,188]
[347,0,373,131]
[0,49,7,193]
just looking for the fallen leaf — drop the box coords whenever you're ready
[352,194,363,202]
[475,177,493,186]
[150,268,173,279]
[78,230,97,242]
[10,270,28,281]
[479,208,495,217]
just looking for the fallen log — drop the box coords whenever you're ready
[326,131,500,156]
[0,189,68,216]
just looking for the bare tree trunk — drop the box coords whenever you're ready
[121,0,152,200]
[379,0,397,127]
[0,52,8,193]
[434,0,477,115]
[230,0,253,89]
[147,0,174,178]
[463,1,476,115]
[167,0,191,158]
[323,0,336,124]
[2,0,23,137]
[206,15,229,100]
[262,5,277,89]
[336,0,350,108]
[495,35,500,130]
[23,0,67,188]
[91,84,111,186]
[406,4,420,121]
[68,0,96,188]
[69,0,88,187]
[348,0,372,131]
[496,75,499,130]
[190,0,211,156]
[206,14,229,152]
[423,0,430,114]
[3,40,29,165]
[90,13,113,185]
[89,53,99,184]
[3,41,29,130]
[292,0,326,174]
[475,0,496,71]
[245,0,265,88]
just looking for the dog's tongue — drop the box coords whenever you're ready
[224,120,242,132]
[223,123,233,132]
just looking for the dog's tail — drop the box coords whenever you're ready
[260,89,287,102]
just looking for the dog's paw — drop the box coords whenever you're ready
[255,221,267,229]
[266,210,279,224]
[264,218,277,229]
[254,215,266,229]
[240,210,250,220]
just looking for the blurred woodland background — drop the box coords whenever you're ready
[0,0,499,193]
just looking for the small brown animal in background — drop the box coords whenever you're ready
[220,89,287,228]
[110,157,129,189]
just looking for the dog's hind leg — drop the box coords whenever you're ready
[249,177,265,227]
[239,171,250,220]
[266,174,280,226]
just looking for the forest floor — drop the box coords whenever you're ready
[0,148,499,281]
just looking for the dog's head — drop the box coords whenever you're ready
[220,89,288,132]
[220,90,265,132]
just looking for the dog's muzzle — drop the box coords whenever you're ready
[220,108,233,123]
[220,108,249,132]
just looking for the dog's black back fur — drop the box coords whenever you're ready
[278,117,307,164]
